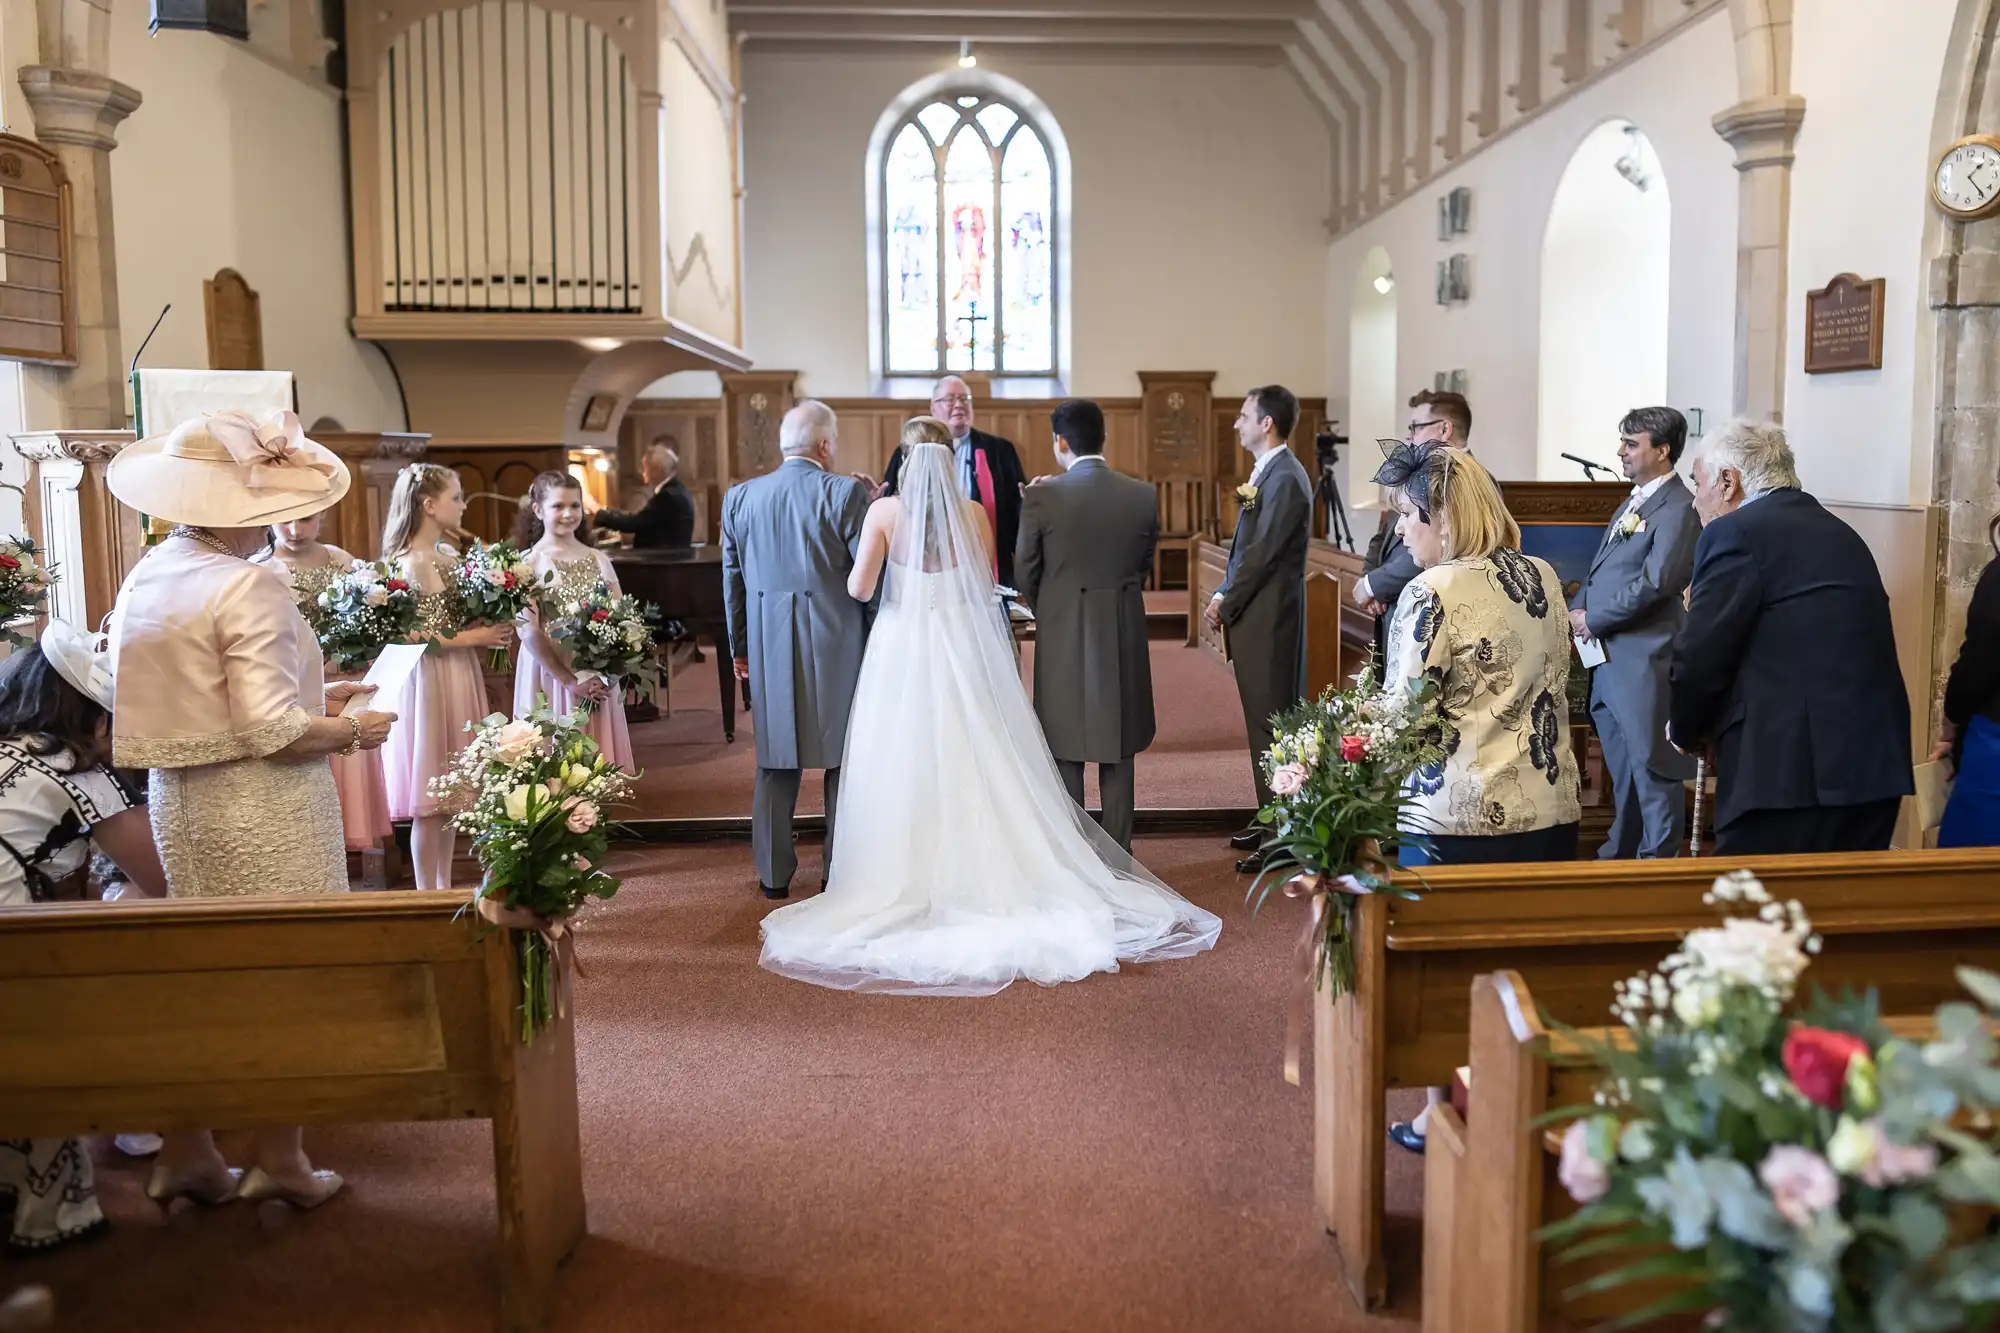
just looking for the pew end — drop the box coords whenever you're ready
[0,891,587,1333]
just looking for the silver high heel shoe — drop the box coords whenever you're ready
[236,1165,344,1210]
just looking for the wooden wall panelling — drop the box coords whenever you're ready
[721,371,796,482]
[203,268,264,370]
[317,431,429,560]
[422,445,567,544]
[1139,372,1216,590]
[622,398,726,540]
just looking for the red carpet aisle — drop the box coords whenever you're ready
[628,634,1259,817]
[25,838,1424,1332]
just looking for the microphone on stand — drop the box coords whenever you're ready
[1561,452,1618,482]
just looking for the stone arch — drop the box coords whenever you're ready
[1924,0,2000,741]
[1724,0,1795,102]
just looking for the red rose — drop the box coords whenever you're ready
[0,554,21,571]
[385,578,409,593]
[1340,735,1370,762]
[502,573,517,589]
[1782,1027,1870,1109]
[591,609,610,622]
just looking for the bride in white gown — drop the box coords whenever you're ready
[758,416,1222,995]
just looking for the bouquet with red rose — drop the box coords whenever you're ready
[0,535,55,647]
[316,560,420,672]
[546,583,661,714]
[452,540,539,671]
[1249,665,1444,1002]
[1543,870,2000,1331]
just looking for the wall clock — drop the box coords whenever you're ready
[1932,134,2000,220]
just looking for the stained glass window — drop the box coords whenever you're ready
[881,91,1059,377]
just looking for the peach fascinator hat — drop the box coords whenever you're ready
[107,409,351,528]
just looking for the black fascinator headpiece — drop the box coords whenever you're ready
[1371,438,1448,524]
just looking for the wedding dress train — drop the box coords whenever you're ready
[758,443,1221,996]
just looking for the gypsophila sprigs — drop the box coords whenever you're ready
[0,535,55,647]
[546,585,661,713]
[316,560,419,672]
[452,540,539,671]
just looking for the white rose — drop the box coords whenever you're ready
[502,782,550,822]
[364,585,390,607]
[482,567,510,587]
[490,719,543,765]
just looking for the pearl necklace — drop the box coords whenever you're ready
[168,525,239,558]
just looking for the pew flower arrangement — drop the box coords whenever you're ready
[1545,870,2000,1332]
[452,540,539,671]
[316,559,420,671]
[546,585,661,713]
[1248,665,1443,1003]
[0,534,55,647]
[428,703,633,1042]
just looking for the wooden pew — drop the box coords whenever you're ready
[1423,971,1941,1333]
[1311,848,2000,1311]
[0,892,585,1333]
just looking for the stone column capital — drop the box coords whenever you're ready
[1712,93,1806,170]
[17,67,141,153]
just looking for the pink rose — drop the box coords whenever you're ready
[1269,762,1309,797]
[1758,1145,1840,1228]
[565,800,599,834]
[1557,1119,1610,1204]
[490,719,542,765]
[1861,1129,1938,1188]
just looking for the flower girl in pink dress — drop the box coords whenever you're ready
[377,465,515,890]
[512,470,636,772]
[251,515,396,857]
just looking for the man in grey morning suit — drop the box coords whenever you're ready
[1570,407,1700,859]
[1203,385,1313,874]
[1015,399,1158,852]
[721,400,871,899]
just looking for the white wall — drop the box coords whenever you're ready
[109,8,405,431]
[1325,8,1737,489]
[741,51,1332,398]
[1782,0,1960,507]
[1537,121,1670,479]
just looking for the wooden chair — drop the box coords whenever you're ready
[1311,848,2000,1311]
[1151,478,1208,591]
[0,892,585,1333]
[1424,971,1942,1333]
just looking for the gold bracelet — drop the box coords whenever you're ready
[338,714,363,756]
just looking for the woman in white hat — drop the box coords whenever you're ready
[0,620,165,1248]
[105,409,397,1209]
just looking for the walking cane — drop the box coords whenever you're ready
[1689,753,1709,857]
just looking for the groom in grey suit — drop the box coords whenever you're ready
[1571,406,1701,859]
[721,400,871,899]
[1203,385,1314,873]
[1016,399,1158,852]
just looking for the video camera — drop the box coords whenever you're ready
[1314,426,1349,475]
[1312,424,1355,552]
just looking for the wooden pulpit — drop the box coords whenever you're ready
[9,430,143,633]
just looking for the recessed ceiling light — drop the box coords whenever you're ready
[1373,273,1395,295]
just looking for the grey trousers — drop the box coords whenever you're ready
[1591,698,1684,859]
[1056,758,1136,852]
[753,766,840,890]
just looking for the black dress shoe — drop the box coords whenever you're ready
[1235,850,1271,875]
[762,884,789,900]
[1229,829,1264,852]
[1388,1121,1427,1155]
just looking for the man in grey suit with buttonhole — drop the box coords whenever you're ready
[1016,399,1158,852]
[1203,385,1313,874]
[1571,406,1700,858]
[722,400,870,899]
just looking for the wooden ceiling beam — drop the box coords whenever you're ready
[732,12,1300,46]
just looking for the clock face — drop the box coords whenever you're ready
[1935,138,2000,218]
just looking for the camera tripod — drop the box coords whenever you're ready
[1315,432,1356,552]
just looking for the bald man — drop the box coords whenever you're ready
[877,375,1027,587]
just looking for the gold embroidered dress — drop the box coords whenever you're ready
[110,538,347,897]
[513,548,635,771]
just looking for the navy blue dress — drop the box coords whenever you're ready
[1940,556,2000,848]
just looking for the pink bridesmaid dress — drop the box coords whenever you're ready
[380,547,493,820]
[256,546,395,851]
[513,548,636,772]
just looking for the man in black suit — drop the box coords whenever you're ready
[877,375,1028,588]
[589,437,696,549]
[1355,390,1471,665]
[1667,419,1913,855]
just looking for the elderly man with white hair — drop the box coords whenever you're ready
[721,399,871,898]
[1667,419,1913,854]
[588,436,695,549]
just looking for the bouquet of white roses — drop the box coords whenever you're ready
[0,535,55,647]
[315,560,419,672]
[452,540,538,671]
[547,584,661,712]
[1544,871,2000,1332]
[428,703,634,1041]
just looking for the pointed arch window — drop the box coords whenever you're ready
[879,91,1058,377]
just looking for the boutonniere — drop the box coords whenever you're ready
[1611,510,1646,543]
[1237,483,1260,513]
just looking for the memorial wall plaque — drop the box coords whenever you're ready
[1805,273,1885,374]
[1138,371,1214,481]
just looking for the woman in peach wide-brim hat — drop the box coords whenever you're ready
[105,409,399,1211]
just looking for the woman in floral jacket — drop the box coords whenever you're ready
[1377,442,1582,866]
